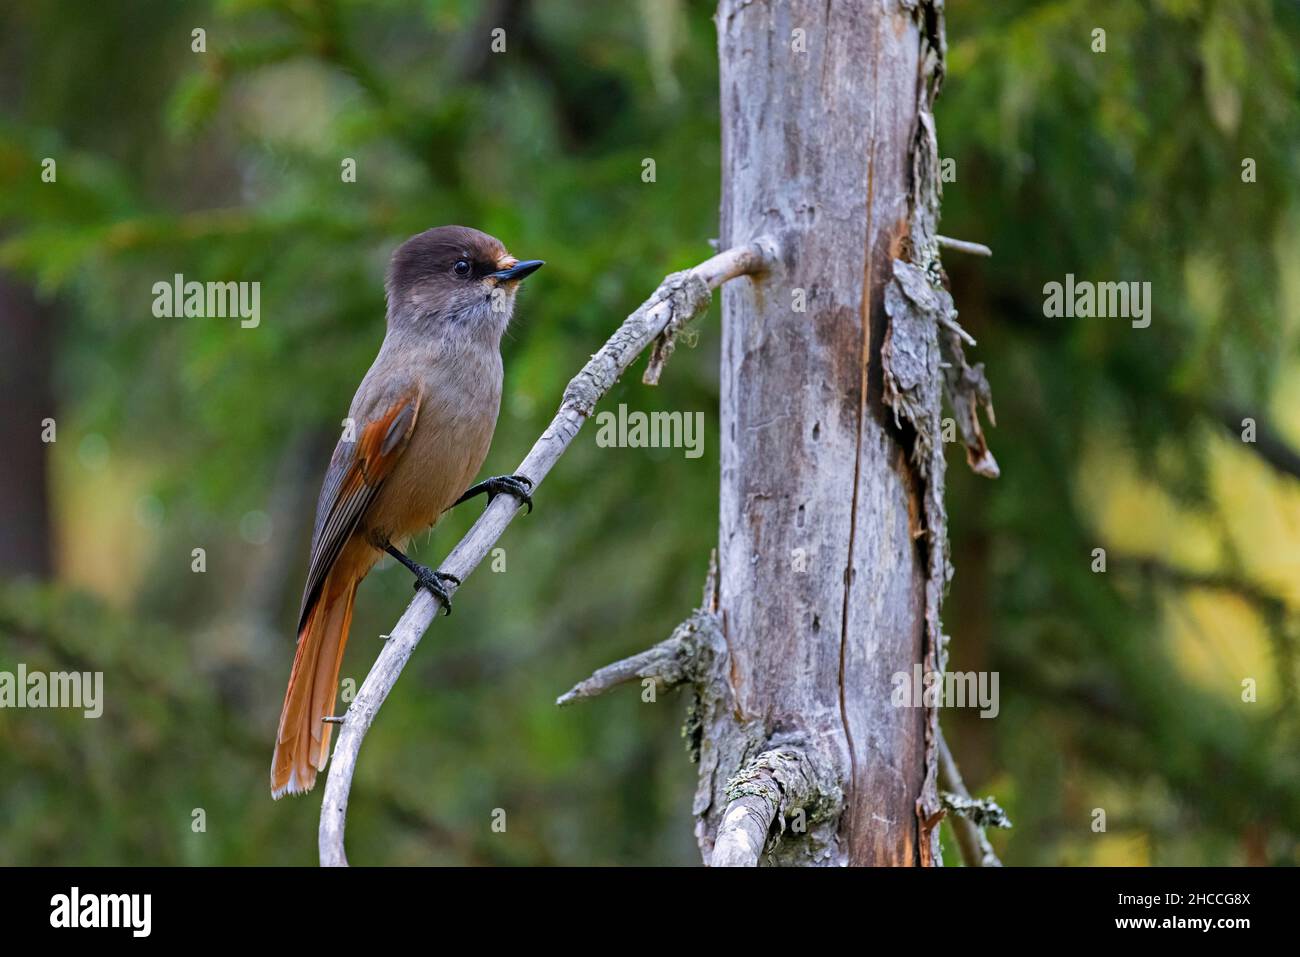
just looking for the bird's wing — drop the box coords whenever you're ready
[296,387,421,631]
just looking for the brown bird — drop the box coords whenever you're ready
[271,225,542,798]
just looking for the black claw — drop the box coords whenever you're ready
[454,474,534,513]
[487,475,533,514]
[412,568,457,615]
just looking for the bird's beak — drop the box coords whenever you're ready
[489,259,545,283]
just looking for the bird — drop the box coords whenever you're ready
[271,225,543,798]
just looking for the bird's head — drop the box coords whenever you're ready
[385,225,543,338]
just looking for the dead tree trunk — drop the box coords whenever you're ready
[699,0,955,866]
[563,0,999,865]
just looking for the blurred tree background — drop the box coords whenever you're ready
[1,0,1298,865]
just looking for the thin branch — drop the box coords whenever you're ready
[1112,553,1290,619]
[937,728,1004,867]
[1113,551,1297,707]
[1215,403,1300,483]
[936,235,992,257]
[558,622,694,706]
[556,603,722,706]
[317,238,780,866]
[938,309,977,346]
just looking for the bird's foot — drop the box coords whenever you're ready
[411,564,460,615]
[383,541,459,615]
[455,474,534,513]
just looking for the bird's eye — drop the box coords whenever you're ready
[453,259,471,277]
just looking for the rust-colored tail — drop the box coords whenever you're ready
[271,570,358,798]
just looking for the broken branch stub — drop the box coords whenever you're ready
[712,745,843,867]
[556,610,720,707]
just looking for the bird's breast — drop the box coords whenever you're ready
[364,346,503,543]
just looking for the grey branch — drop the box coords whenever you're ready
[317,237,779,867]
[937,728,1005,867]
[936,235,992,257]
[556,610,718,706]
[711,746,837,867]
[711,795,778,867]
